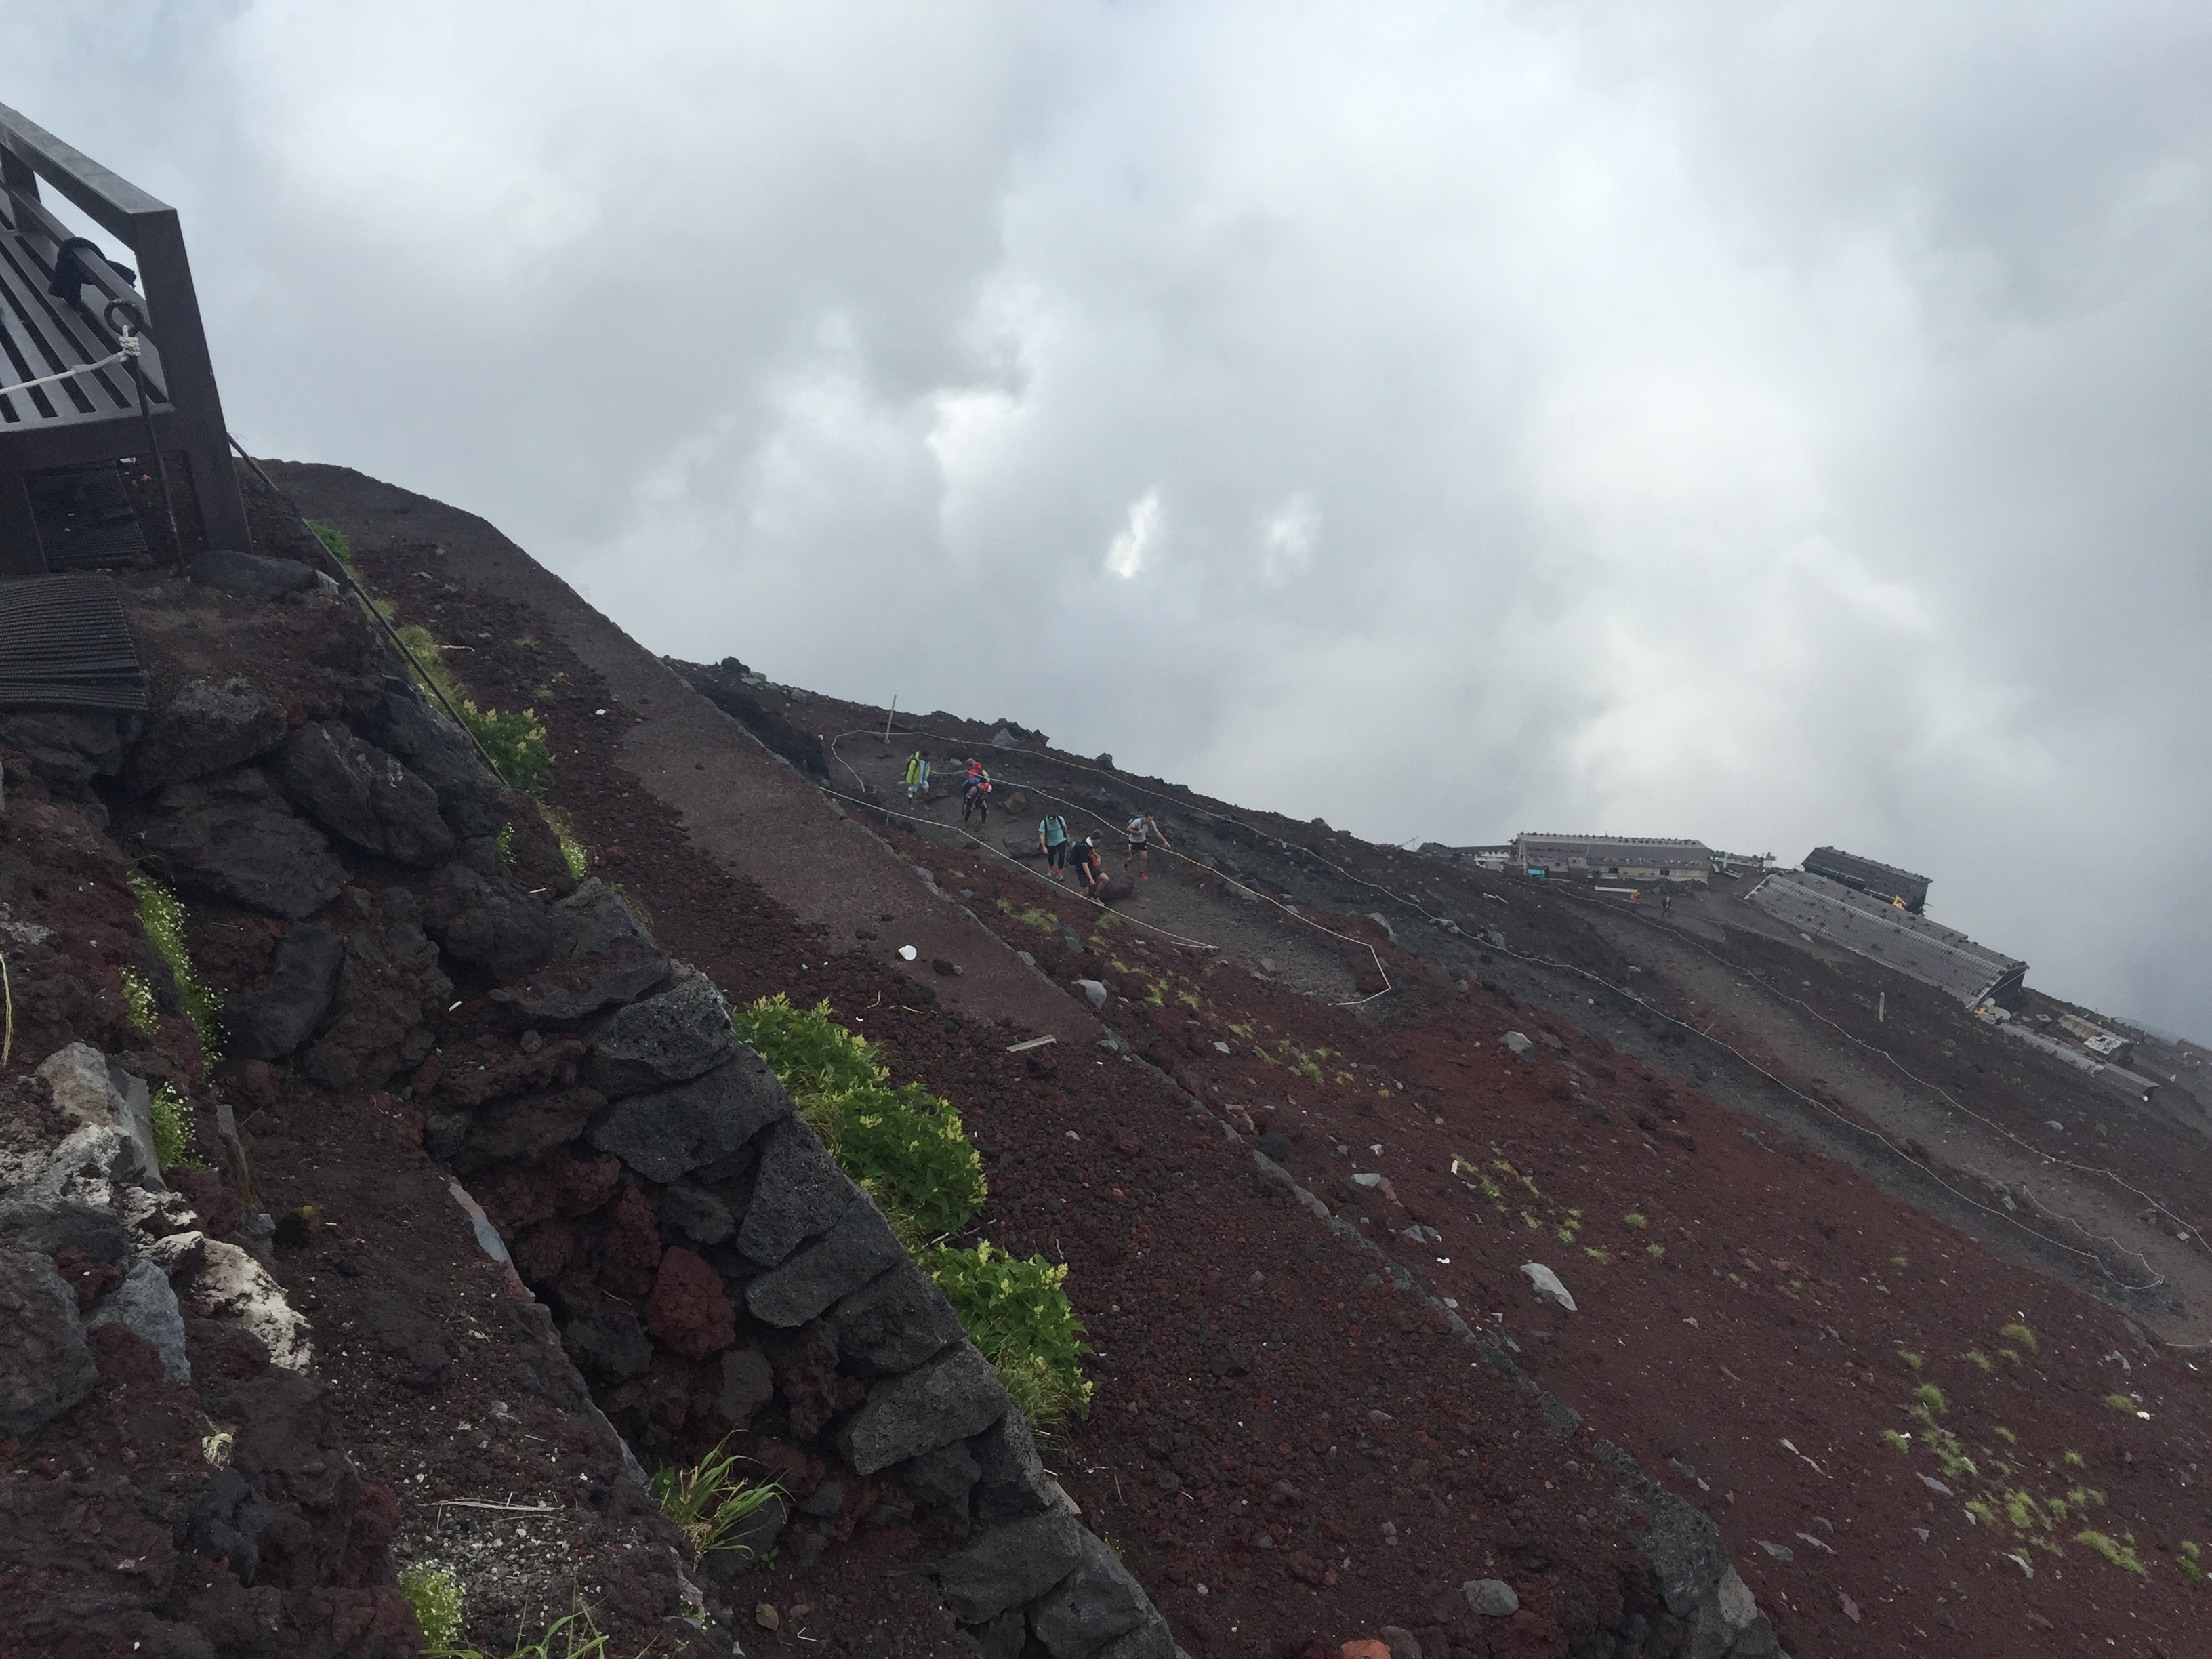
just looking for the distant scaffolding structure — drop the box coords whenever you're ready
[1513,833,1712,883]
[1746,869,2024,1007]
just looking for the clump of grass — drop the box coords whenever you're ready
[648,1437,783,1561]
[128,873,221,1061]
[2001,1322,2037,1353]
[1965,1351,1992,1372]
[1914,1384,1946,1415]
[1584,1247,1611,1263]
[150,1084,209,1172]
[306,519,355,569]
[2074,1529,2146,1575]
[541,805,590,880]
[2179,1540,2203,1584]
[398,1562,463,1651]
[119,966,159,1034]
[1645,1244,1665,1260]
[1880,1429,1912,1453]
[434,1599,609,1659]
[925,1240,1094,1427]
[1992,1425,2018,1445]
[1898,1349,1923,1371]
[2104,1393,2142,1416]
[1966,1498,1999,1527]
[1623,1212,1647,1227]
[2062,1450,2085,1469]
[495,823,518,867]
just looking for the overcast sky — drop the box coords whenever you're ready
[9,4,2208,1037]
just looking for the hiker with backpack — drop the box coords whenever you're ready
[1122,811,1170,880]
[904,747,931,802]
[961,771,992,827]
[1069,835,1107,897]
[1038,811,1071,879]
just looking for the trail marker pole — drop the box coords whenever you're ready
[884,696,897,746]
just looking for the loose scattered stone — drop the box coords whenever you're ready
[85,1258,191,1382]
[1462,1579,1519,1617]
[1520,1261,1576,1312]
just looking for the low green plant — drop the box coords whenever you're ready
[541,806,590,880]
[1623,1212,1647,1227]
[1992,1425,2017,1444]
[2000,1322,2038,1353]
[495,823,518,867]
[2104,1393,2141,1415]
[2179,1540,2203,1584]
[306,519,355,569]
[1880,1429,1912,1453]
[433,1599,609,1659]
[2063,1450,2086,1469]
[2074,1529,2146,1575]
[648,1436,783,1560]
[119,966,159,1034]
[1914,1384,1946,1415]
[925,1240,1094,1427]
[398,1562,463,1651]
[1897,1349,1923,1371]
[150,1084,209,1172]
[1645,1244,1665,1259]
[128,873,221,1061]
[1964,1351,1992,1372]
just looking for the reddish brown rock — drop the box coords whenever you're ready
[644,1246,735,1359]
[599,1185,664,1299]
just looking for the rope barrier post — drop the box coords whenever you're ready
[884,695,896,747]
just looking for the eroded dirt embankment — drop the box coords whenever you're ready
[278,457,2212,1659]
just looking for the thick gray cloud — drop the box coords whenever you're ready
[9,3,2207,1035]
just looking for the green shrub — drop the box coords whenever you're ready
[2180,1540,2203,1584]
[398,1562,463,1650]
[128,873,221,1061]
[925,1241,1094,1427]
[648,1436,783,1561]
[838,1080,986,1238]
[733,994,882,1101]
[150,1084,209,1172]
[1879,1429,1911,1453]
[306,519,355,569]
[1897,1349,1923,1370]
[2001,1322,2038,1353]
[1913,1384,1946,1415]
[2104,1393,2141,1415]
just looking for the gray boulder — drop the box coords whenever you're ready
[134,768,346,918]
[1030,1532,1152,1658]
[562,1303,654,1377]
[745,1198,905,1328]
[734,1117,854,1267]
[365,689,508,839]
[1087,1620,1179,1659]
[0,1198,129,1264]
[424,863,564,981]
[273,720,456,867]
[144,1231,312,1373]
[0,1248,97,1434]
[0,710,130,790]
[86,1258,191,1382]
[191,548,318,601]
[588,1050,791,1185]
[901,1439,982,1515]
[223,924,346,1059]
[846,1343,1008,1475]
[587,968,739,1097]
[1629,1486,1734,1616]
[932,1507,1086,1624]
[121,679,288,796]
[717,1346,775,1420]
[830,1263,968,1379]
[1464,1578,1519,1617]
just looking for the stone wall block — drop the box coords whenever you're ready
[224,924,347,1060]
[1029,1531,1151,1658]
[586,967,739,1097]
[273,720,457,867]
[933,1507,1087,1625]
[0,1248,98,1435]
[828,1263,968,1379]
[745,1197,906,1329]
[86,1257,192,1382]
[846,1343,1008,1475]
[121,679,288,796]
[734,1116,854,1269]
[588,1050,792,1185]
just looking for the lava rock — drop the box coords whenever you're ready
[644,1246,737,1359]
[1075,979,1109,1009]
[192,548,319,601]
[587,968,739,1097]
[1030,1532,1153,1658]
[0,1197,129,1263]
[144,1231,313,1373]
[302,888,451,1087]
[1463,1579,1519,1617]
[735,1118,855,1268]
[746,1198,906,1329]
[273,719,456,867]
[121,679,288,796]
[931,1507,1086,1624]
[588,1050,792,1185]
[846,1343,1008,1475]
[85,1258,190,1382]
[1628,1487,1734,1617]
[364,688,509,839]
[1256,1130,1293,1164]
[463,1085,605,1165]
[970,1410,1053,1523]
[661,1183,736,1246]
[562,1302,654,1377]
[828,1263,968,1378]
[717,1346,776,1420]
[0,1248,97,1435]
[224,924,347,1059]
[900,1439,983,1515]
[0,710,130,790]
[133,768,347,919]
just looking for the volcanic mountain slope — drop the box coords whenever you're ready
[268,459,2212,1659]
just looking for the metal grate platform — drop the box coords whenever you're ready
[0,568,148,712]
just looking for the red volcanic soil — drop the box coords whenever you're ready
[294,462,2212,1659]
